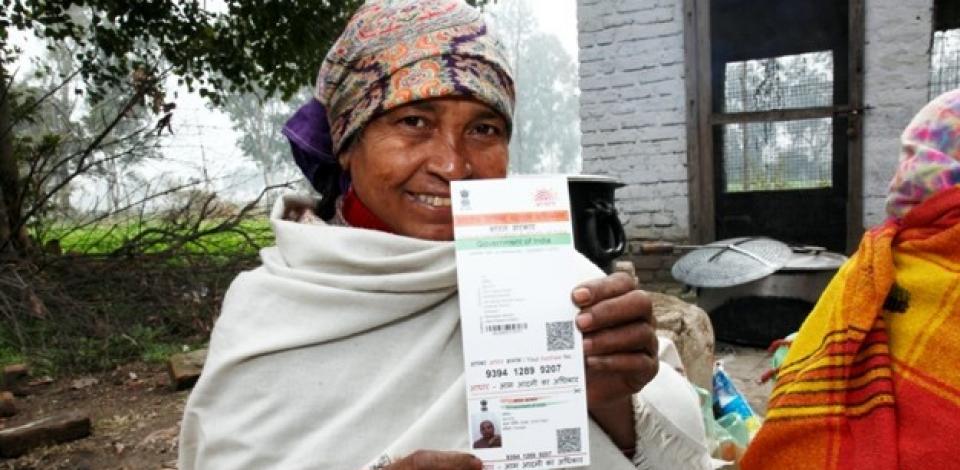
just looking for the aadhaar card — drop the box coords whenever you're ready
[452,176,590,470]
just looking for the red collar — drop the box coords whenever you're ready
[341,187,395,233]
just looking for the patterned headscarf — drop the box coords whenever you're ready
[319,0,515,155]
[886,89,960,220]
[283,0,515,194]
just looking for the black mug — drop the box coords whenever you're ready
[567,175,627,273]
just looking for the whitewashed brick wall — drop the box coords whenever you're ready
[578,0,689,248]
[862,0,934,226]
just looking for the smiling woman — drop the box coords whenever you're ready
[343,98,509,240]
[177,1,711,469]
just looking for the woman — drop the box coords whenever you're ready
[178,1,710,469]
[740,89,960,469]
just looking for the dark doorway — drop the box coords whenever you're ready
[685,0,864,253]
[930,0,960,98]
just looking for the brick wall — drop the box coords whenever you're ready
[578,0,689,241]
[862,0,934,226]
[577,0,688,291]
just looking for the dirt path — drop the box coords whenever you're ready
[0,363,187,470]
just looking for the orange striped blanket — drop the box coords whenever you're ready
[741,186,960,470]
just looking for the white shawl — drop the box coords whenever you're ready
[178,197,710,469]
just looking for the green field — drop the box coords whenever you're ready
[35,217,275,257]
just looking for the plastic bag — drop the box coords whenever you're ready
[712,363,762,437]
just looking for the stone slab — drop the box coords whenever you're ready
[167,349,208,391]
[0,412,91,458]
[1,364,29,396]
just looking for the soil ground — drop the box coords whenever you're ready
[0,363,188,470]
[0,346,775,469]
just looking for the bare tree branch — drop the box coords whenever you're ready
[3,87,151,252]
[1,68,82,141]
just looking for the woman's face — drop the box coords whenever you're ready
[340,97,509,241]
[480,420,496,439]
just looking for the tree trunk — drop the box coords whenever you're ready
[0,63,28,257]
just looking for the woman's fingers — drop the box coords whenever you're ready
[392,450,483,470]
[586,351,658,373]
[576,289,654,333]
[575,273,660,406]
[586,353,660,392]
[571,272,637,307]
[583,321,657,356]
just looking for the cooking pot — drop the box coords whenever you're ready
[567,175,626,274]
[697,249,847,346]
[640,238,847,346]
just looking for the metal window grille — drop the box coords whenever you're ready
[930,28,960,99]
[722,119,833,192]
[724,51,834,113]
[721,52,834,192]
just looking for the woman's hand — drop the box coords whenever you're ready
[386,450,483,470]
[573,272,658,450]
[574,272,658,407]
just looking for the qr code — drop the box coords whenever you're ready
[546,321,574,351]
[556,427,582,454]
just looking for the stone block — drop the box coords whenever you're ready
[649,292,715,390]
[0,391,15,417]
[0,412,91,458]
[167,348,208,391]
[2,364,29,396]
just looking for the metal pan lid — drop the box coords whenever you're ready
[780,250,848,271]
[671,237,793,288]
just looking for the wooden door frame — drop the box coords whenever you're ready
[683,0,714,245]
[846,0,865,252]
[683,0,865,252]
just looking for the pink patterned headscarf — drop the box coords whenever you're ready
[316,0,515,155]
[886,89,960,220]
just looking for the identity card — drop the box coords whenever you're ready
[451,176,590,470]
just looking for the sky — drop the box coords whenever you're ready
[510,0,579,56]
[12,0,581,204]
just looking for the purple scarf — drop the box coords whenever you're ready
[282,99,349,192]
